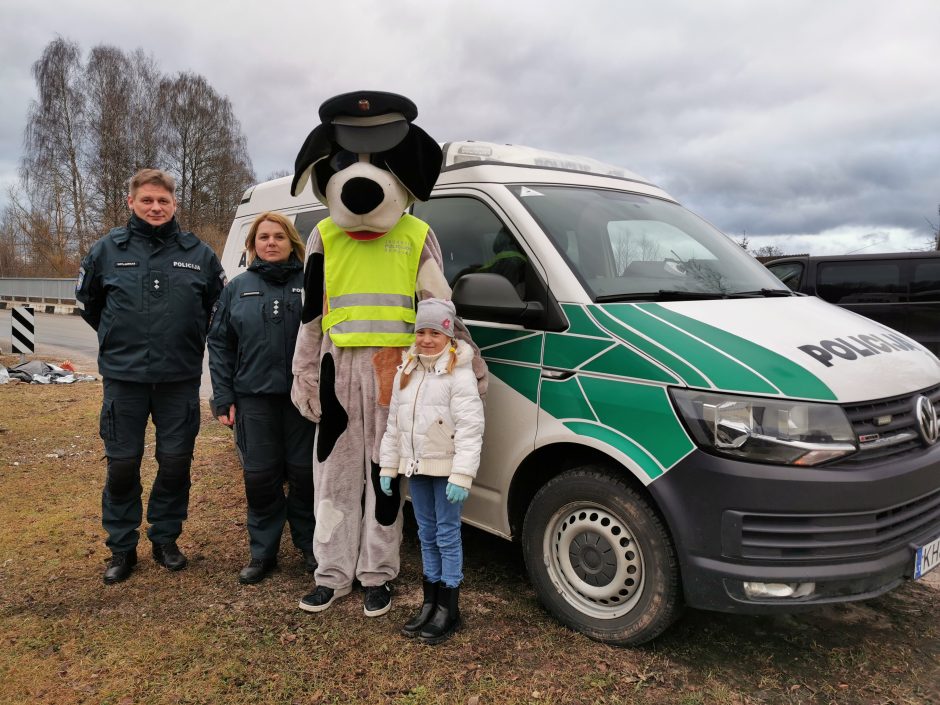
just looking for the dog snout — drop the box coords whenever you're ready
[341,177,385,216]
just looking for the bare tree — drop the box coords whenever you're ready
[85,45,136,232]
[23,36,92,256]
[926,204,940,251]
[159,72,255,241]
[6,38,255,275]
[753,244,784,258]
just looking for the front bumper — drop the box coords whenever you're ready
[648,443,940,613]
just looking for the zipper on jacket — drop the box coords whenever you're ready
[409,360,428,475]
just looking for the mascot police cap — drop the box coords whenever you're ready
[291,90,442,204]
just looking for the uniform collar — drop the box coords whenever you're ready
[121,215,199,249]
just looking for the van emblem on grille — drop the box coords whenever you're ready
[915,395,939,446]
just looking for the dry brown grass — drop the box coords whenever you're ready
[1,354,939,704]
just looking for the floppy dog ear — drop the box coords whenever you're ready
[291,124,333,197]
[381,125,443,202]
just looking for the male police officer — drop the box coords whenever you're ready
[77,169,226,584]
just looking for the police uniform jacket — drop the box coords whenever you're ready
[77,214,225,383]
[207,255,304,417]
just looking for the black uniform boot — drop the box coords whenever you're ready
[401,578,439,638]
[103,548,137,584]
[418,585,461,645]
[239,556,277,584]
[152,541,188,571]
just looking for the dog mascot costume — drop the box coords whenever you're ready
[290,91,486,616]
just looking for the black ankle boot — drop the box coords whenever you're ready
[239,556,277,584]
[401,578,439,638]
[418,584,461,645]
[103,548,137,584]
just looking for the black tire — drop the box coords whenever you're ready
[521,466,683,645]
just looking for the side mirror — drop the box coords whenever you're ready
[452,273,544,326]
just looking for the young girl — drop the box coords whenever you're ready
[378,298,485,644]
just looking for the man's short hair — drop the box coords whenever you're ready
[129,169,176,197]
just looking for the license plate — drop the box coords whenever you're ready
[914,535,940,579]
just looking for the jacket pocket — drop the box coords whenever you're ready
[99,399,115,442]
[423,417,455,456]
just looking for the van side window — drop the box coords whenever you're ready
[817,261,903,303]
[412,197,528,296]
[294,209,329,241]
[766,261,804,290]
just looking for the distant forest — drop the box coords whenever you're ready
[0,37,255,277]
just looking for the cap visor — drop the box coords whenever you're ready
[334,121,409,154]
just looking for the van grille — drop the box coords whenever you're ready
[834,384,940,466]
[735,486,940,560]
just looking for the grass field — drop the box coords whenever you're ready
[1,358,939,704]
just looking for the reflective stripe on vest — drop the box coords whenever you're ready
[320,215,428,347]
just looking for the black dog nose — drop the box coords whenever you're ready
[341,177,385,215]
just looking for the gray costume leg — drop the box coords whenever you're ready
[312,348,402,590]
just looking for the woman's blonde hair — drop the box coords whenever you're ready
[399,339,458,389]
[244,211,306,264]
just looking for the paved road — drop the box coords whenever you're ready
[0,310,213,399]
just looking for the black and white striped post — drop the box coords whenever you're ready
[11,306,35,363]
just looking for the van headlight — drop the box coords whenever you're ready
[671,390,857,466]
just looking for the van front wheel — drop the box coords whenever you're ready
[521,467,682,645]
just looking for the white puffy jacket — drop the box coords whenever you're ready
[379,339,484,489]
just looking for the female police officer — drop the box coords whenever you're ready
[207,212,316,583]
[77,168,226,584]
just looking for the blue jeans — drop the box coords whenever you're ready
[409,475,463,588]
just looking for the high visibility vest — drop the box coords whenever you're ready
[320,215,428,347]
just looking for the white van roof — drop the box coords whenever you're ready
[235,140,674,215]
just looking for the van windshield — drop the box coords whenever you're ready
[511,185,789,301]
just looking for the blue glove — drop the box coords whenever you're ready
[446,482,469,504]
[379,476,393,496]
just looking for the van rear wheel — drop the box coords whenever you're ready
[521,467,682,645]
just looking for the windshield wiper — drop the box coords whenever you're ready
[595,290,731,302]
[727,288,794,298]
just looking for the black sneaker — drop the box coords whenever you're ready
[152,541,188,571]
[103,549,137,585]
[298,584,351,613]
[239,556,277,584]
[363,582,393,617]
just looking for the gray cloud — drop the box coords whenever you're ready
[2,0,939,253]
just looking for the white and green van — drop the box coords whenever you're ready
[222,141,940,645]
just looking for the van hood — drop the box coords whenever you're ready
[580,297,940,404]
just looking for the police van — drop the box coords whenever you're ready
[222,141,940,645]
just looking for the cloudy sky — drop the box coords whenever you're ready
[2,0,938,255]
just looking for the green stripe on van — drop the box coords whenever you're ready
[486,360,540,404]
[541,376,596,422]
[543,333,611,370]
[467,326,533,349]
[641,303,836,401]
[483,334,542,365]
[578,377,693,471]
[564,422,663,480]
[602,305,779,395]
[591,308,712,388]
[562,304,611,337]
[581,345,679,383]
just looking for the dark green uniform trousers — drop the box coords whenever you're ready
[99,378,200,553]
[234,395,315,559]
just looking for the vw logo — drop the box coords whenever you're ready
[915,395,939,446]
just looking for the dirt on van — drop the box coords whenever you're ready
[1,356,938,705]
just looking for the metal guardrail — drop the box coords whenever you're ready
[0,278,77,304]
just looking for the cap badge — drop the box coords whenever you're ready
[358,99,370,112]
